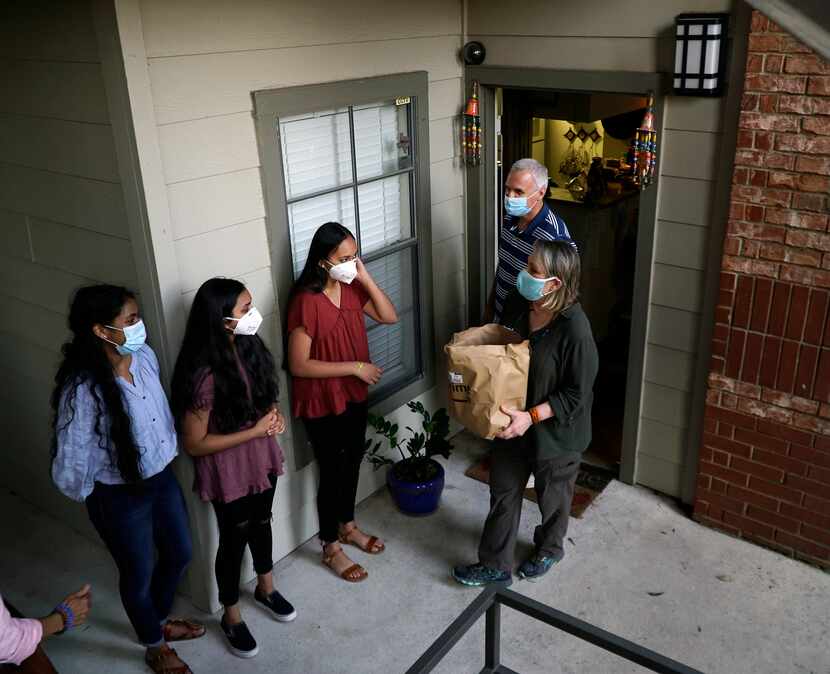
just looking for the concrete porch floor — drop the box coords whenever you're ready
[1,432,827,674]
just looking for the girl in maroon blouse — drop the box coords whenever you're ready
[172,278,294,659]
[286,222,398,582]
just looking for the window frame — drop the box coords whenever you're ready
[253,71,435,417]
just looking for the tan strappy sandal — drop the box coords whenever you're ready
[145,644,193,674]
[338,523,385,554]
[163,617,206,642]
[322,543,368,583]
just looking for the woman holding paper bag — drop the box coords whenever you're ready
[453,240,598,586]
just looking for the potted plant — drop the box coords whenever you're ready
[364,401,454,515]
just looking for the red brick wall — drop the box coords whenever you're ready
[694,11,830,568]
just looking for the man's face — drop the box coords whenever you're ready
[505,170,544,204]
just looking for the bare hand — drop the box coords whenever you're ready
[272,407,286,435]
[355,257,371,284]
[495,405,532,440]
[254,410,279,438]
[60,584,92,628]
[355,362,383,385]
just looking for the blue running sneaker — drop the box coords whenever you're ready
[517,555,557,579]
[452,563,511,587]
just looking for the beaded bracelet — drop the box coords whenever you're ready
[529,406,541,425]
[53,602,74,635]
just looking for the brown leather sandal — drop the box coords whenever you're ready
[322,544,368,583]
[338,523,385,554]
[163,617,206,642]
[145,644,192,674]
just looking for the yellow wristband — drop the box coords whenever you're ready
[356,362,365,371]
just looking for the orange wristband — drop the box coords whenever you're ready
[529,406,541,425]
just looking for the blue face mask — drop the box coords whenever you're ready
[504,195,532,217]
[516,270,558,302]
[104,319,147,355]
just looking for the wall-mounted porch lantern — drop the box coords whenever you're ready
[673,13,729,96]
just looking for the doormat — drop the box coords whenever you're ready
[464,456,614,518]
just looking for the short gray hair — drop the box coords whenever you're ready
[532,239,580,314]
[510,158,548,190]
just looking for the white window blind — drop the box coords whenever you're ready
[364,251,417,379]
[280,109,351,200]
[358,176,409,255]
[279,100,420,390]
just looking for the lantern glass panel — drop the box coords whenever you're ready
[689,24,703,36]
[687,41,702,73]
[705,40,720,74]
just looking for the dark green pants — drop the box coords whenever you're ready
[478,442,581,572]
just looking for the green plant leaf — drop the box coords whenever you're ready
[362,402,453,468]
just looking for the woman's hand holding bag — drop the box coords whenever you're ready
[495,405,532,440]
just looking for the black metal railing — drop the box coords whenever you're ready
[406,585,705,674]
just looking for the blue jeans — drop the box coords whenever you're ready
[86,464,192,646]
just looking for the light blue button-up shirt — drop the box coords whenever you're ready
[52,345,178,502]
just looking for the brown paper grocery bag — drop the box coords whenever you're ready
[444,324,530,440]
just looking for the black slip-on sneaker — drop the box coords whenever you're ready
[220,616,259,658]
[254,588,297,623]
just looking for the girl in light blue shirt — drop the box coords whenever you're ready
[51,285,204,674]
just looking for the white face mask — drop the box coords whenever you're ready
[225,307,263,336]
[327,259,358,285]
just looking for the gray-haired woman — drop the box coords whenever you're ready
[454,240,599,586]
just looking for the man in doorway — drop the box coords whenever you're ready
[484,158,575,325]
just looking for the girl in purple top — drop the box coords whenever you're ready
[172,278,294,659]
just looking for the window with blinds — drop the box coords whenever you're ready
[278,98,422,399]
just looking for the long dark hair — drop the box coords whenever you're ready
[51,285,142,483]
[171,278,279,434]
[290,221,353,298]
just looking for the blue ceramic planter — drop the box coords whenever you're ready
[386,459,445,516]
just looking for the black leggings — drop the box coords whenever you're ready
[211,474,277,607]
[303,401,369,544]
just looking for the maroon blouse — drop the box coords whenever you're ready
[192,370,285,504]
[286,280,371,419]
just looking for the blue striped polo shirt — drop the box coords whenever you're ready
[493,203,575,323]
